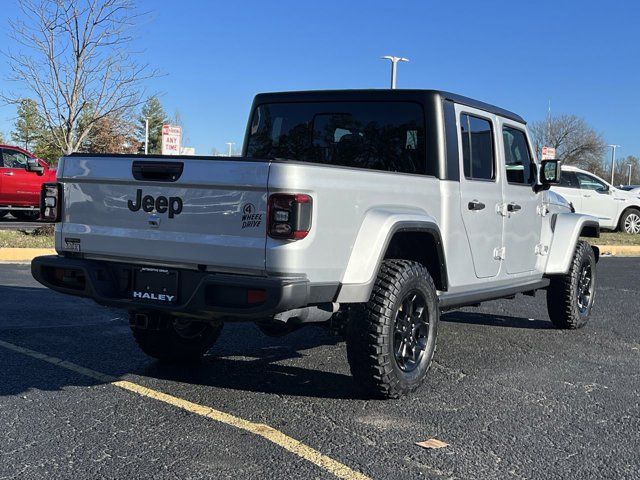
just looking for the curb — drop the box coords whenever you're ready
[594,245,640,257]
[0,248,56,263]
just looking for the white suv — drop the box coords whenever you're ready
[552,165,640,234]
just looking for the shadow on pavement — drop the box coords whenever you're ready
[0,284,359,399]
[144,346,360,400]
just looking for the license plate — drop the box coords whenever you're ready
[132,267,178,304]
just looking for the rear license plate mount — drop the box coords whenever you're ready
[132,267,178,304]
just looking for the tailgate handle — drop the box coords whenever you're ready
[132,161,184,182]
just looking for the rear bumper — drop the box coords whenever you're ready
[31,255,335,319]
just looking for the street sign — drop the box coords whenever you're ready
[541,146,556,160]
[161,125,182,155]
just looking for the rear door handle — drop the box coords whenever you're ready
[583,194,591,198]
[468,200,486,211]
[507,203,521,212]
[3,171,14,176]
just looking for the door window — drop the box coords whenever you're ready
[460,114,495,180]
[2,149,29,169]
[502,126,535,185]
[558,171,580,189]
[576,172,608,192]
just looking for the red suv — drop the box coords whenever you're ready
[0,145,57,220]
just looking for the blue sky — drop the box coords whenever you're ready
[1,0,639,159]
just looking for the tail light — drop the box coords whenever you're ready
[40,183,62,222]
[268,193,312,240]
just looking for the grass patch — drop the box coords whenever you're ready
[584,232,640,246]
[0,229,55,248]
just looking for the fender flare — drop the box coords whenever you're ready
[336,207,446,303]
[545,213,600,275]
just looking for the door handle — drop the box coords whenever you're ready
[468,200,486,211]
[507,203,522,212]
[3,171,14,176]
[583,194,591,198]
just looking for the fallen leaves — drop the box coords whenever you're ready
[415,438,449,449]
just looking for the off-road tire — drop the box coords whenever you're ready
[346,259,439,399]
[130,312,223,363]
[618,208,640,234]
[546,241,596,329]
[10,210,39,221]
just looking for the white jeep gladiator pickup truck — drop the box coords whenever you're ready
[32,89,600,398]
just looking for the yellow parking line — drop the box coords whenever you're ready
[0,339,370,480]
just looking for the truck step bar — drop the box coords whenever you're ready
[439,279,550,310]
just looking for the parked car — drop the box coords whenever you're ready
[0,145,57,220]
[32,89,600,399]
[552,166,640,234]
[620,185,640,194]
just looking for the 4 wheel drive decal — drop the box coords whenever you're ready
[127,189,183,218]
[241,202,262,229]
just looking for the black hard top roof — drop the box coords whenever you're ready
[252,89,526,124]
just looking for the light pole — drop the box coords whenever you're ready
[381,55,409,89]
[226,142,235,157]
[629,163,633,185]
[607,144,621,185]
[144,118,149,155]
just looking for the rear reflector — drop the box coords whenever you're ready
[247,289,267,305]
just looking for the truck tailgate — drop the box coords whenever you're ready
[58,156,269,273]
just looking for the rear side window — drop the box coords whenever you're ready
[460,114,495,180]
[559,171,580,188]
[247,101,431,175]
[502,126,535,185]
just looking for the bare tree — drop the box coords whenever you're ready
[3,0,157,155]
[529,115,607,171]
[613,155,640,186]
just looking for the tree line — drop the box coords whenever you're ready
[4,95,173,163]
[0,0,637,185]
[4,100,638,185]
[1,0,164,163]
[529,115,640,186]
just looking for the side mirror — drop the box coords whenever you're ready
[537,159,561,191]
[25,158,44,176]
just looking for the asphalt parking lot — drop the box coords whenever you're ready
[0,258,639,479]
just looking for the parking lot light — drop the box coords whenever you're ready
[381,55,409,89]
[608,144,621,185]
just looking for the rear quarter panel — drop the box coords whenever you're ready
[266,162,476,296]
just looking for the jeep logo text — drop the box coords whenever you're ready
[127,189,183,218]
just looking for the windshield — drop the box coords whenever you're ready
[246,101,429,175]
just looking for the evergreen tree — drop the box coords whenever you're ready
[138,96,167,154]
[34,128,64,165]
[11,98,45,150]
